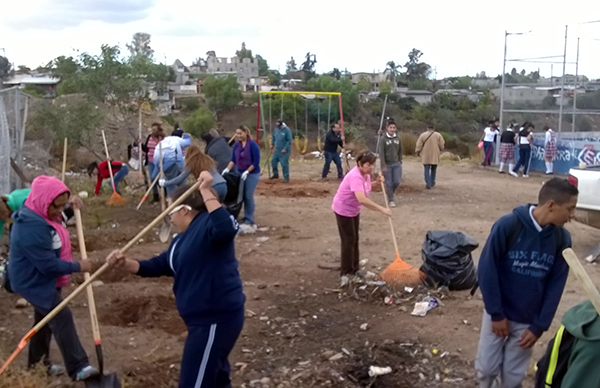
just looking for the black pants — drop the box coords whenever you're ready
[322,151,343,178]
[335,212,360,276]
[179,310,244,388]
[29,289,89,378]
[513,145,531,175]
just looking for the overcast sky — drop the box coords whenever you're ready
[2,0,600,81]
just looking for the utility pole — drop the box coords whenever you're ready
[497,31,508,165]
[572,37,580,132]
[558,25,568,137]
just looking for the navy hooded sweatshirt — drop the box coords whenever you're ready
[8,206,81,310]
[477,205,570,337]
[137,206,244,325]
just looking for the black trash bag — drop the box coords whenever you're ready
[420,230,479,290]
[222,172,245,220]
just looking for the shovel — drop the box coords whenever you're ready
[158,144,172,243]
[74,209,121,388]
[0,182,202,376]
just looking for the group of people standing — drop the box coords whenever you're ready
[484,120,558,177]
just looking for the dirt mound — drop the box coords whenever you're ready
[100,295,186,335]
[371,183,424,194]
[121,355,181,388]
[256,180,331,198]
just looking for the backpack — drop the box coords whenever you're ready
[534,325,576,388]
[470,214,565,296]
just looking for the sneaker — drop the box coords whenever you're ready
[282,179,289,183]
[268,175,279,180]
[498,170,505,174]
[509,171,518,177]
[75,365,100,381]
[389,201,396,208]
[340,275,350,288]
[47,365,66,376]
[523,174,529,178]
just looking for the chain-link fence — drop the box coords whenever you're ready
[0,87,50,192]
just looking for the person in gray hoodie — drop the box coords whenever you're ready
[379,120,403,207]
[201,129,233,173]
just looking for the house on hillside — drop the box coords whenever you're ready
[171,59,191,85]
[435,89,483,103]
[399,90,433,104]
[347,71,407,93]
[3,73,60,97]
[205,52,262,92]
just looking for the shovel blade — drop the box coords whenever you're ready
[159,221,172,243]
[84,373,121,388]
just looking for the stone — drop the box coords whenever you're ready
[360,323,369,331]
[321,350,336,360]
[328,353,344,361]
[92,280,104,287]
[245,310,257,317]
[299,310,310,318]
[15,298,28,308]
[257,284,267,290]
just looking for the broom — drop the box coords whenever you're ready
[378,182,425,287]
[101,130,126,207]
[0,182,202,376]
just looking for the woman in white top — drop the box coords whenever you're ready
[480,120,500,166]
[511,122,534,178]
[543,125,557,175]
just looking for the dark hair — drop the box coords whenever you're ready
[538,178,579,206]
[331,123,340,130]
[200,131,214,143]
[387,120,397,128]
[543,125,550,131]
[356,151,376,165]
[427,123,435,130]
[488,120,495,125]
[87,161,98,177]
[169,184,220,213]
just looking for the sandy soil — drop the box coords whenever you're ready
[1,157,600,388]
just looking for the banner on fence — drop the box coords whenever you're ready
[513,132,600,175]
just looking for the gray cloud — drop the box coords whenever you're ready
[6,0,157,30]
[158,24,261,38]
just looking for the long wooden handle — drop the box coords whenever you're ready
[137,174,160,210]
[61,138,68,182]
[28,182,201,338]
[380,184,400,255]
[74,209,101,343]
[562,248,600,316]
[158,143,166,212]
[101,130,116,189]
[138,109,143,179]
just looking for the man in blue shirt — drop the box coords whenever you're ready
[270,120,292,183]
[475,178,578,388]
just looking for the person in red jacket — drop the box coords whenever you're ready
[87,160,130,196]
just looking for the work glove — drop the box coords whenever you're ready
[241,171,249,181]
[158,179,166,187]
[222,168,230,175]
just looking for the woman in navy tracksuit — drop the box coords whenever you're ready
[106,171,244,388]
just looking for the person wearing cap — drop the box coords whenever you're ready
[270,120,292,183]
[0,188,31,241]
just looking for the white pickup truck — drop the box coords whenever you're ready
[568,165,600,261]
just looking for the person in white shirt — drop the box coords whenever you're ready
[512,122,534,178]
[480,120,500,166]
[543,126,557,175]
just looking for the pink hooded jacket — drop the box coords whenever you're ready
[24,175,73,287]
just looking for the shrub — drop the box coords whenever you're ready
[181,97,200,112]
[399,132,417,155]
[343,124,365,143]
[183,107,215,137]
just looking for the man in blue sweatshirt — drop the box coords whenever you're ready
[270,120,292,183]
[475,178,578,388]
[322,123,344,179]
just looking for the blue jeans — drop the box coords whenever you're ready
[163,165,181,196]
[383,162,402,201]
[271,151,289,180]
[424,164,437,188]
[242,173,260,224]
[513,146,531,175]
[148,163,158,195]
[213,182,228,202]
[322,151,343,178]
[113,165,129,195]
[483,141,494,165]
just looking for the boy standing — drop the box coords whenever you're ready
[380,120,403,207]
[476,178,578,388]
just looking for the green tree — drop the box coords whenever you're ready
[408,78,430,90]
[235,42,253,59]
[356,76,371,92]
[126,32,154,60]
[0,56,12,80]
[181,97,200,112]
[329,68,341,80]
[541,96,556,109]
[404,48,431,80]
[31,97,104,157]
[305,76,359,120]
[17,65,31,74]
[267,70,282,86]
[256,55,269,76]
[286,57,297,74]
[202,75,243,111]
[183,107,216,137]
[22,84,45,98]
[448,76,472,89]
[379,81,393,96]
[386,61,401,81]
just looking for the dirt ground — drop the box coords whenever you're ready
[2,157,600,388]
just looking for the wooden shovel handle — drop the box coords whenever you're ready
[562,248,600,316]
[380,181,400,255]
[101,130,116,189]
